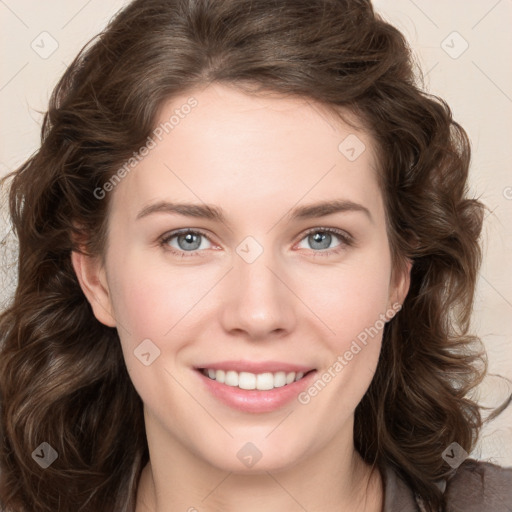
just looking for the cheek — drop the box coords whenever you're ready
[104,258,175,376]
[106,252,225,386]
[294,249,392,406]
[106,255,204,403]
[108,253,209,337]
[298,251,392,347]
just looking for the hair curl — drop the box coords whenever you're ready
[0,0,489,510]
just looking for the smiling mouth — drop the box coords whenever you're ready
[198,368,316,391]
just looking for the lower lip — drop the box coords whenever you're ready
[196,369,317,413]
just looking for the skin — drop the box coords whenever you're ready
[72,82,411,512]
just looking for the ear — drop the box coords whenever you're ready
[388,257,412,311]
[71,250,117,328]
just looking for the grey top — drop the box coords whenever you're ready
[383,459,512,511]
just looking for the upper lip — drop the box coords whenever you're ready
[195,360,315,374]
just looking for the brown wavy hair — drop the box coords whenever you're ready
[0,0,491,510]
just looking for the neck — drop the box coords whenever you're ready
[136,420,383,512]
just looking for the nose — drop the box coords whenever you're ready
[219,245,298,341]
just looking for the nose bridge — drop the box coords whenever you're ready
[220,235,297,338]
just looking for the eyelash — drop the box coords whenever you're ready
[158,227,354,259]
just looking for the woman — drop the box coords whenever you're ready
[0,0,510,511]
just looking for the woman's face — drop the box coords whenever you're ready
[75,83,409,472]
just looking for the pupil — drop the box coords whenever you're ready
[311,232,330,250]
[179,233,200,250]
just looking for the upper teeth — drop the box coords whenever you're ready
[202,369,306,390]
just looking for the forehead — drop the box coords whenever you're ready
[109,83,383,224]
[155,82,368,148]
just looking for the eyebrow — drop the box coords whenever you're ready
[136,199,373,224]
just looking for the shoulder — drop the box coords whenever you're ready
[382,463,421,511]
[443,458,512,511]
[382,459,512,512]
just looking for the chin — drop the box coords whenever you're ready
[196,435,309,474]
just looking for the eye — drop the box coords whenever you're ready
[159,229,213,258]
[158,227,353,259]
[296,227,353,256]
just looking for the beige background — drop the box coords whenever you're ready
[1,1,511,466]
